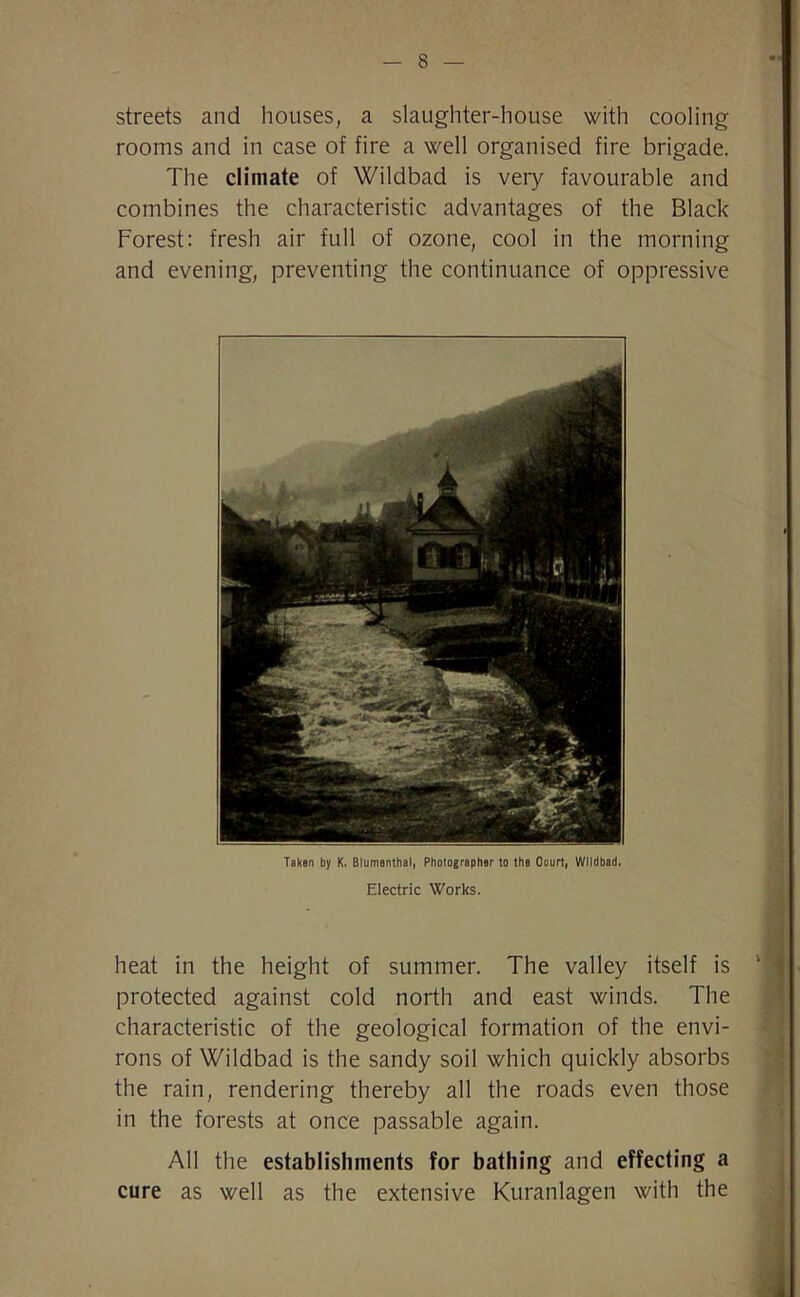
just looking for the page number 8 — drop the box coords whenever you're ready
[418,52,428,68]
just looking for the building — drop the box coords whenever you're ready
[377,491,418,581]
[277,521,320,578]
[408,465,483,583]
[221,500,259,573]
[220,575,250,648]
[318,503,376,586]
[220,500,287,615]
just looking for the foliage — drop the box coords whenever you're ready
[485,365,622,585]
[362,520,409,585]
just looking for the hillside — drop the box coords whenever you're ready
[340,376,589,493]
[222,365,621,520]
[222,440,359,493]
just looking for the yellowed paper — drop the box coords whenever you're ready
[2,1,790,1293]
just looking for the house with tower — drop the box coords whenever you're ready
[408,464,483,584]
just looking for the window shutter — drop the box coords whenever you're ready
[417,546,426,567]
[471,545,480,568]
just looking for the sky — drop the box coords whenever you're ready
[220,335,623,471]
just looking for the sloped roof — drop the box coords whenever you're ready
[409,493,483,534]
[380,499,416,526]
[221,501,256,531]
[348,507,375,529]
[292,521,319,544]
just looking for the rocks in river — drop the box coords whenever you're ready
[425,671,452,717]
[260,712,303,736]
[541,725,571,755]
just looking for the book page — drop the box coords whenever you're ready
[2,1,791,1293]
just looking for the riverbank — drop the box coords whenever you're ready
[380,595,620,835]
[381,591,622,783]
[500,590,622,774]
[220,603,618,843]
[379,602,508,644]
[379,602,520,667]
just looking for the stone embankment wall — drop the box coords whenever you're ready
[497,590,622,772]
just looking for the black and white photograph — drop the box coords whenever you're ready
[219,335,623,844]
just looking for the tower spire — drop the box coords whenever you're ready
[437,462,458,496]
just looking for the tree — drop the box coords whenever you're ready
[274,479,291,521]
[486,364,622,588]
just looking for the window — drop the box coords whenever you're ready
[423,542,441,568]
[454,543,472,568]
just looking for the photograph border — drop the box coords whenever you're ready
[216,332,627,847]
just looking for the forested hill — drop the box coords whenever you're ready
[222,363,622,516]
[339,366,621,495]
[222,440,360,493]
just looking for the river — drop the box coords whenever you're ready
[220,605,618,843]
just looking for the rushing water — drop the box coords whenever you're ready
[220,605,618,843]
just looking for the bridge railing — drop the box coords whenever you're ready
[276,583,413,608]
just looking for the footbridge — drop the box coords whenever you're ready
[276,583,413,611]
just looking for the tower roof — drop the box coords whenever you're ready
[438,462,458,494]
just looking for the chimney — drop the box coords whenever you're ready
[417,492,424,519]
[358,503,363,516]
[366,501,371,516]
